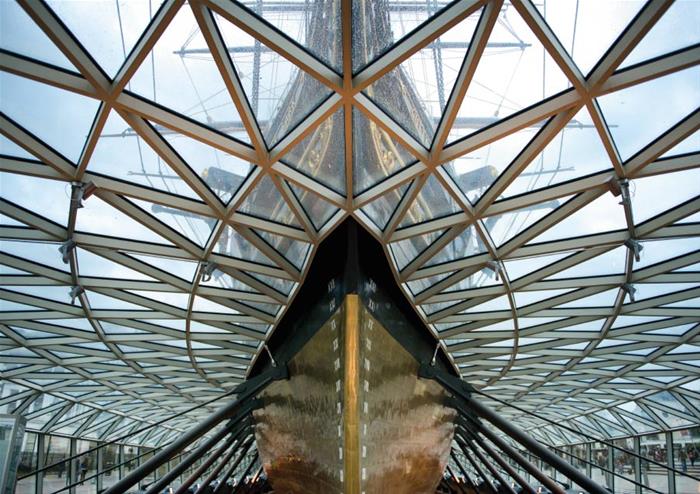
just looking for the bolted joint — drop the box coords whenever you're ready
[608,178,632,207]
[58,239,77,264]
[69,285,84,305]
[200,261,218,283]
[485,260,501,281]
[621,283,636,303]
[624,238,643,263]
[70,181,96,209]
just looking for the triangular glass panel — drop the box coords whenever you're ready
[591,413,628,437]
[351,0,452,73]
[634,283,698,302]
[406,271,453,296]
[611,315,664,329]
[660,129,700,158]
[526,194,627,245]
[88,110,200,199]
[484,195,566,247]
[130,197,216,247]
[597,66,700,161]
[75,196,174,244]
[9,286,72,306]
[364,10,481,148]
[0,135,34,159]
[101,322,148,335]
[621,0,700,69]
[213,226,273,266]
[389,229,445,271]
[678,211,700,224]
[444,269,500,292]
[0,299,49,312]
[288,182,339,231]
[503,252,570,280]
[636,238,700,270]
[216,13,332,148]
[444,121,543,202]
[502,108,612,198]
[360,182,409,230]
[535,0,645,75]
[447,10,570,143]
[352,107,417,195]
[46,0,163,77]
[0,173,70,227]
[556,288,620,308]
[398,174,460,228]
[547,246,627,280]
[459,294,511,314]
[129,6,249,142]
[646,403,694,429]
[424,225,486,267]
[663,296,700,309]
[0,0,75,71]
[75,247,155,281]
[254,229,311,270]
[129,253,198,282]
[129,290,189,310]
[239,175,300,227]
[281,107,346,194]
[162,129,253,204]
[513,289,573,309]
[616,413,655,434]
[239,1,342,73]
[0,72,99,163]
[250,272,295,296]
[0,263,28,275]
[632,168,700,223]
[84,290,148,311]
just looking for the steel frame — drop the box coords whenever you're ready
[1,0,699,452]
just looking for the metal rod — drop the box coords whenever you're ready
[466,396,610,494]
[475,422,565,494]
[461,434,517,494]
[451,450,476,490]
[469,387,700,482]
[145,415,250,494]
[213,438,255,493]
[191,423,253,494]
[232,452,260,493]
[103,367,284,494]
[420,365,607,494]
[180,437,236,493]
[446,463,469,494]
[472,432,536,494]
[455,437,497,494]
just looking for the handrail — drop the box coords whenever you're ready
[19,385,241,480]
[103,366,285,494]
[469,387,700,482]
[46,442,186,494]
[421,364,608,494]
[455,414,669,494]
[144,414,254,494]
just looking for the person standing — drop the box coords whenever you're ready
[680,447,688,473]
[79,459,88,484]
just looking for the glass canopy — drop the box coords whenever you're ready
[1,0,699,449]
